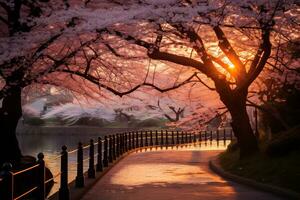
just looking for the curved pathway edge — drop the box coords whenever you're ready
[209,157,300,200]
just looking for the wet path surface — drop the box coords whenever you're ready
[81,146,283,200]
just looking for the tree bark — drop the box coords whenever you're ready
[220,89,259,158]
[0,87,22,165]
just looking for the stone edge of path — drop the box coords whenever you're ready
[209,157,300,200]
[48,148,141,200]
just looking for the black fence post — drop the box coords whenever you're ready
[189,132,192,143]
[108,136,113,163]
[128,132,131,150]
[136,131,139,148]
[76,142,84,187]
[37,153,45,200]
[205,130,207,142]
[210,130,213,141]
[223,129,226,142]
[176,131,179,145]
[122,133,125,153]
[132,132,135,149]
[145,131,148,147]
[96,137,103,172]
[165,130,168,146]
[0,163,13,200]
[154,130,157,146]
[150,131,153,146]
[59,145,69,200]
[88,139,95,178]
[171,131,174,145]
[112,135,116,160]
[193,133,196,143]
[160,130,164,145]
[140,131,144,147]
[199,131,202,142]
[119,134,123,155]
[217,129,219,142]
[181,131,184,144]
[103,136,109,167]
[185,132,188,143]
[119,134,122,155]
[125,132,128,151]
[116,134,120,157]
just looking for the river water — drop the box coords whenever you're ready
[17,130,230,197]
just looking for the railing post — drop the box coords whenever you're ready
[176,131,179,145]
[155,130,158,146]
[103,136,109,167]
[165,130,168,146]
[171,131,174,145]
[199,131,202,142]
[119,134,123,155]
[122,133,125,153]
[76,142,84,187]
[205,130,207,142]
[112,135,116,160]
[160,130,164,146]
[0,163,13,200]
[145,131,148,147]
[116,134,120,157]
[185,132,188,143]
[189,132,192,143]
[150,130,153,146]
[210,130,213,141]
[132,132,135,149]
[108,136,113,163]
[126,133,129,152]
[96,137,103,172]
[37,153,45,200]
[128,132,132,150]
[187,132,189,143]
[88,139,95,178]
[119,133,122,155]
[140,131,144,147]
[123,133,126,152]
[136,131,139,148]
[59,145,69,200]
[193,132,196,143]
[181,131,184,144]
[217,129,219,142]
[223,129,226,142]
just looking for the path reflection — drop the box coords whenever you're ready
[110,163,227,186]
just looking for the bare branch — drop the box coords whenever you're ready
[60,70,199,97]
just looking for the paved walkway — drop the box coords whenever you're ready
[81,147,283,200]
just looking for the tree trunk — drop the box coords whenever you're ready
[0,87,22,165]
[220,90,259,159]
[229,103,259,158]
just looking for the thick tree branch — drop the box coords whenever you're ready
[213,26,246,80]
[239,29,272,90]
[60,70,199,97]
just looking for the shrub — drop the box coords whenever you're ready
[265,125,300,157]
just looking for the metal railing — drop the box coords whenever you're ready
[0,129,233,200]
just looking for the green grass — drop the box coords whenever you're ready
[219,144,300,193]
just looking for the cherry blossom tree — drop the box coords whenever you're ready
[92,0,300,157]
[0,0,202,164]
[1,0,299,162]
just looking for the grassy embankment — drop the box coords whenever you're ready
[219,125,300,193]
